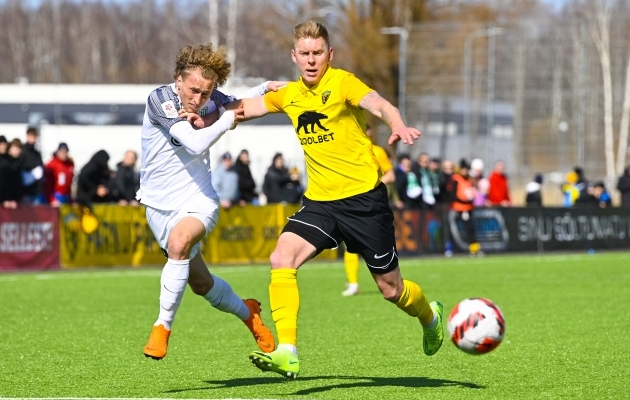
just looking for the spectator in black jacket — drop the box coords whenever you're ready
[111,150,140,206]
[617,165,630,207]
[233,149,259,205]
[438,159,454,204]
[395,154,423,209]
[20,127,45,204]
[77,150,112,207]
[0,139,24,209]
[263,153,291,204]
[0,135,7,155]
[525,173,543,206]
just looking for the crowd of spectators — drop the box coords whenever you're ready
[3,125,630,211]
[0,127,140,210]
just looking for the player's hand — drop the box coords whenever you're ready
[267,81,289,92]
[388,126,421,145]
[178,109,204,129]
[231,104,245,129]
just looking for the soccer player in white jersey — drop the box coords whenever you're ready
[139,43,283,360]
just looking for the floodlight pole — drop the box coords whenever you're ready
[380,27,408,152]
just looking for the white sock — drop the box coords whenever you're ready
[421,313,437,329]
[278,343,298,356]
[155,258,190,330]
[203,275,250,320]
[347,283,359,290]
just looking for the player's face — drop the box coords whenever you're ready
[177,68,215,113]
[292,37,333,87]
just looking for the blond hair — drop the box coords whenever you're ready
[173,43,231,86]
[294,21,330,48]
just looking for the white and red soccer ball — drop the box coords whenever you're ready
[447,298,506,355]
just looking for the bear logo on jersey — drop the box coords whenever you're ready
[322,90,331,104]
[296,111,329,134]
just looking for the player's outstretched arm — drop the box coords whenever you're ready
[169,106,244,155]
[358,91,421,146]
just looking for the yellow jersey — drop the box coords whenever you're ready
[264,66,381,201]
[372,145,393,174]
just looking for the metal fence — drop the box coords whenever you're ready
[395,18,629,202]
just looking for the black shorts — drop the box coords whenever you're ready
[282,183,398,274]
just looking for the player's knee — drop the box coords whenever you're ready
[379,284,403,303]
[167,238,191,260]
[270,249,295,269]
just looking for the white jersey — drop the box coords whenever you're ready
[137,83,237,210]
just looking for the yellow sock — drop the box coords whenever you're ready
[344,251,360,284]
[395,279,434,325]
[269,268,299,346]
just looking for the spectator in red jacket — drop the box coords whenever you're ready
[487,160,512,206]
[44,142,74,206]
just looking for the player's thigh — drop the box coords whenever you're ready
[168,196,220,259]
[336,184,399,274]
[270,232,318,270]
[274,199,341,269]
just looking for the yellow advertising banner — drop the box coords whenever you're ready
[60,204,336,268]
[59,204,164,268]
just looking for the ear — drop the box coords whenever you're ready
[291,48,298,65]
[328,47,334,62]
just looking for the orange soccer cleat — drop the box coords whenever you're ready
[143,324,171,360]
[242,299,275,353]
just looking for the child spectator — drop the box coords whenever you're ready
[44,142,74,206]
[525,174,543,206]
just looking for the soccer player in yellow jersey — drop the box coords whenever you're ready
[239,21,444,378]
[342,124,395,297]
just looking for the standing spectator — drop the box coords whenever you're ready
[111,150,140,206]
[413,152,436,207]
[212,152,240,209]
[589,182,612,208]
[0,135,7,155]
[44,142,74,206]
[428,157,442,202]
[281,167,304,204]
[233,149,259,205]
[562,171,580,207]
[448,159,482,256]
[573,166,590,204]
[20,127,45,204]
[525,174,543,206]
[263,153,291,204]
[0,139,24,208]
[77,150,111,207]
[487,160,511,206]
[395,154,422,209]
[617,165,630,207]
[438,159,454,204]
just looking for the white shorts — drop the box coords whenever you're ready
[145,194,220,259]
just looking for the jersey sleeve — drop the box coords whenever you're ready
[146,86,186,131]
[339,73,373,107]
[263,86,287,113]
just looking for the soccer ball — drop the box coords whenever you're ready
[447,298,505,355]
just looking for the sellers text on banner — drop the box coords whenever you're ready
[0,206,60,271]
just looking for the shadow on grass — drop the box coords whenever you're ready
[164,375,483,395]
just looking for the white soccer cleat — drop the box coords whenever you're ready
[342,283,359,297]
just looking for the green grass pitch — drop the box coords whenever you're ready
[1,253,629,399]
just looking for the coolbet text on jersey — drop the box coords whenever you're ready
[264,66,382,201]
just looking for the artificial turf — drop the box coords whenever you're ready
[0,253,628,399]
